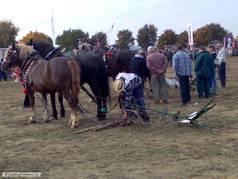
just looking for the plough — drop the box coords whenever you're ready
[74,97,216,134]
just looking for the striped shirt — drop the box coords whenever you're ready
[116,72,142,108]
[172,50,192,76]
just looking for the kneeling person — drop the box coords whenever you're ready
[114,72,149,123]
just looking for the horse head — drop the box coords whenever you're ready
[1,43,37,71]
[1,43,20,71]
[104,50,137,79]
[78,42,96,52]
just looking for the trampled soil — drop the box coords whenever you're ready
[0,57,238,179]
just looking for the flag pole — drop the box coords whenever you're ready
[51,10,56,46]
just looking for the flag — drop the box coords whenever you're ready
[187,24,193,46]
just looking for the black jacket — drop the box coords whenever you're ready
[130,55,149,82]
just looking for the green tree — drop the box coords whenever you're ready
[137,24,158,50]
[194,23,227,46]
[56,29,89,50]
[20,31,53,45]
[91,31,107,48]
[176,31,188,45]
[116,29,134,50]
[157,29,177,48]
[0,20,19,47]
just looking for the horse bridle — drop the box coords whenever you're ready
[2,48,19,68]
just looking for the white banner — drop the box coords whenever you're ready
[187,24,193,45]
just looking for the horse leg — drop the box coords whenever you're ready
[23,94,31,108]
[58,92,65,118]
[88,83,106,121]
[62,90,79,128]
[41,93,51,122]
[28,92,36,123]
[50,92,58,120]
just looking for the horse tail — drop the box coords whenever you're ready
[68,59,80,100]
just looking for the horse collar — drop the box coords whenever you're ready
[22,59,41,85]
[21,51,40,70]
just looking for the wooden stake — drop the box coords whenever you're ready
[74,119,122,134]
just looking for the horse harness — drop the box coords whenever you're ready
[21,52,42,92]
[44,47,63,60]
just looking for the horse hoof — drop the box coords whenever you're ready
[43,116,52,122]
[71,124,78,128]
[98,117,106,121]
[51,116,57,120]
[60,111,65,118]
[44,119,51,123]
[28,117,36,124]
[51,114,58,120]
[68,119,73,126]
[70,120,79,128]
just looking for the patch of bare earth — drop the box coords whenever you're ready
[0,57,238,179]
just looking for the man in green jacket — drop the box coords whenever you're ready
[195,46,214,98]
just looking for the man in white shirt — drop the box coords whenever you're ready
[114,72,149,124]
[217,44,227,87]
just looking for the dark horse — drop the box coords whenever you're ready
[28,41,109,120]
[75,52,109,119]
[105,50,137,79]
[1,44,81,128]
[74,41,137,79]
[76,43,150,81]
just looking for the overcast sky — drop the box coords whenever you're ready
[1,0,237,44]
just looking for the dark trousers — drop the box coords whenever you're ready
[0,70,7,81]
[132,84,145,113]
[122,84,149,121]
[196,76,210,98]
[219,63,226,87]
[23,94,30,108]
[133,84,149,121]
[178,75,191,104]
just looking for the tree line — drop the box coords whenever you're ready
[0,19,231,50]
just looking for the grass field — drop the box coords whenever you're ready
[0,57,238,179]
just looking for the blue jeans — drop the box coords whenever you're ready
[122,84,149,121]
[209,76,216,95]
[132,84,145,114]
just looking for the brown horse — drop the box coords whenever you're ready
[1,44,81,128]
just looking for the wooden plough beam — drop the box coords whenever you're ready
[74,119,123,134]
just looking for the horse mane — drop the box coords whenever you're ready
[16,44,36,59]
[4,47,11,59]
[26,41,55,58]
[78,42,96,52]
